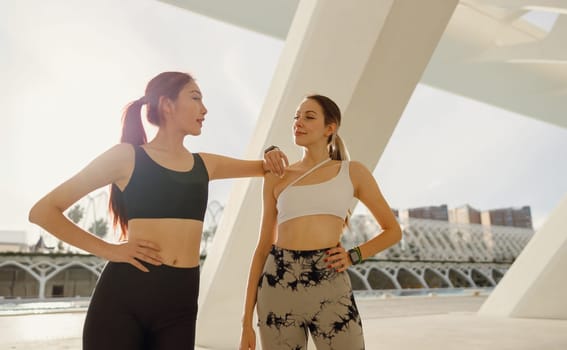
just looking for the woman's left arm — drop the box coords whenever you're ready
[200,149,288,180]
[350,161,402,259]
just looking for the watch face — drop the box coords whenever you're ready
[349,250,358,264]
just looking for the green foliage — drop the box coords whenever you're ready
[88,218,108,238]
[67,204,84,224]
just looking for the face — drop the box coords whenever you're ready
[166,81,208,136]
[293,98,335,147]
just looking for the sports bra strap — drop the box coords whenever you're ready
[286,158,332,188]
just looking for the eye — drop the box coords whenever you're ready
[293,116,299,120]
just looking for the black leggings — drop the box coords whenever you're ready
[83,261,199,350]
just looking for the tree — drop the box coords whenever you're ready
[88,218,109,239]
[201,227,216,257]
[56,204,85,253]
[67,204,84,224]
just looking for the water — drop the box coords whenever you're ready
[0,288,491,316]
[354,287,493,298]
[0,297,89,316]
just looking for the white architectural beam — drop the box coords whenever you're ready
[158,0,298,39]
[479,192,567,319]
[196,1,458,348]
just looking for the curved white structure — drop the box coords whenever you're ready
[157,0,566,347]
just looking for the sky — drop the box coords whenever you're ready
[1,0,566,245]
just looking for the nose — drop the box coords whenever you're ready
[201,103,208,115]
[294,117,303,128]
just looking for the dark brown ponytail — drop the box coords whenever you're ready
[120,97,148,146]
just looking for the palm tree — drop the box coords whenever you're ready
[67,204,84,224]
[88,218,109,239]
[56,204,86,252]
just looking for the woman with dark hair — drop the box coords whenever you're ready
[239,94,402,349]
[28,71,288,349]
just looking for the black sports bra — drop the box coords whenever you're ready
[121,145,209,221]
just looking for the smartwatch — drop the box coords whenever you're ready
[264,145,280,154]
[348,246,363,265]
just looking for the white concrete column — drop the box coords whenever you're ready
[479,193,567,319]
[196,1,457,348]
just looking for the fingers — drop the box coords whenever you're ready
[130,258,150,272]
[281,152,289,168]
[136,248,163,266]
[119,240,162,267]
[269,153,284,177]
[136,250,162,266]
[137,239,161,252]
[325,247,351,272]
[325,246,343,256]
[264,149,288,177]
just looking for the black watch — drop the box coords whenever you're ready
[264,145,280,154]
[348,247,363,265]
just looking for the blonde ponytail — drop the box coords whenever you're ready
[329,133,350,161]
[328,133,351,227]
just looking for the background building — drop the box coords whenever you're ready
[400,204,449,221]
[481,206,533,229]
[449,205,482,225]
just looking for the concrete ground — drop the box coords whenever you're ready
[1,294,566,349]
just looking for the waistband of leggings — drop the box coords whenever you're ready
[106,260,200,275]
[271,244,334,254]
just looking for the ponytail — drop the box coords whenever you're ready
[328,133,350,161]
[331,133,351,227]
[109,97,148,240]
[120,97,148,145]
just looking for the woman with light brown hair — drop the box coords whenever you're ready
[239,94,402,349]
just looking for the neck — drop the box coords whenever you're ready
[301,146,331,166]
[148,130,188,153]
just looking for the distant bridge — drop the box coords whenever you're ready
[347,218,533,291]
[0,218,532,299]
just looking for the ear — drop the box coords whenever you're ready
[325,122,337,137]
[158,96,175,117]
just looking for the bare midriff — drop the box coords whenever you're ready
[128,218,203,268]
[275,215,345,251]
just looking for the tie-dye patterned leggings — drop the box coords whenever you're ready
[257,245,365,350]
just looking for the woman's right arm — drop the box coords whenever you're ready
[28,143,162,272]
[239,174,279,350]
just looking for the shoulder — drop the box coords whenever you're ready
[347,160,376,187]
[192,152,216,169]
[348,160,371,176]
[93,143,135,165]
[192,151,205,162]
[196,152,228,166]
[196,152,214,160]
[72,143,136,187]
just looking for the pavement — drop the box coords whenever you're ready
[1,294,566,349]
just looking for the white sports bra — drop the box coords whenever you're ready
[277,159,354,225]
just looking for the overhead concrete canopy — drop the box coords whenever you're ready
[160,0,567,129]
[157,1,567,348]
